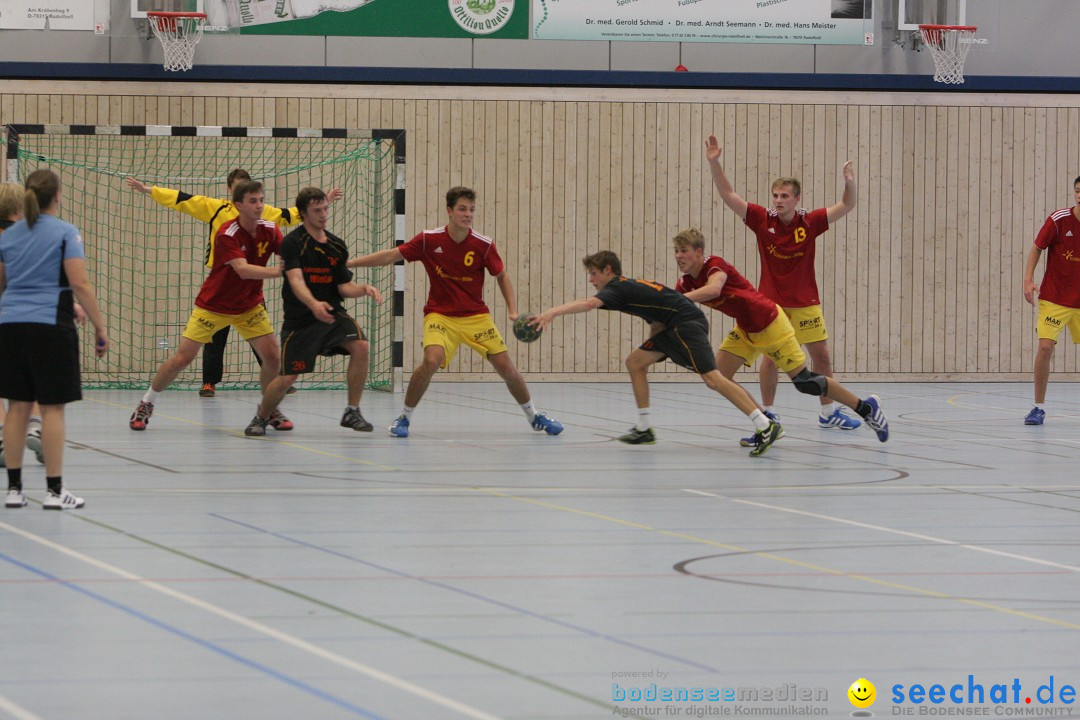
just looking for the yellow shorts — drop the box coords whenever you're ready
[719,312,808,373]
[784,305,829,345]
[423,312,508,368]
[182,305,274,344]
[1036,300,1080,344]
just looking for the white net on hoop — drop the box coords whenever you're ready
[148,13,205,72]
[918,25,977,85]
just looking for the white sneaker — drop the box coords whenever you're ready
[5,489,27,508]
[26,427,44,464]
[42,489,85,510]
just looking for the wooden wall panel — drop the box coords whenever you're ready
[3,81,1079,382]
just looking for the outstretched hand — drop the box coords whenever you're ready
[529,311,554,332]
[125,177,151,195]
[327,188,344,204]
[365,285,384,304]
[705,134,723,163]
[842,160,855,182]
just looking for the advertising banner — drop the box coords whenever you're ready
[0,2,96,30]
[203,0,526,38]
[532,0,874,45]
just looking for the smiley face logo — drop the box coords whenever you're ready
[848,678,876,708]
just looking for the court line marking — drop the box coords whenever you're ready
[0,520,500,720]
[475,490,1080,631]
[682,489,1080,630]
[0,693,44,720]
[84,397,399,471]
[28,512,614,713]
[685,491,1080,574]
[0,550,385,720]
[212,513,720,674]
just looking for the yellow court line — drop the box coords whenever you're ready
[476,489,1080,632]
[85,397,399,471]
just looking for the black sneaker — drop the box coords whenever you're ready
[341,407,374,432]
[748,420,783,457]
[618,427,656,445]
[245,414,269,437]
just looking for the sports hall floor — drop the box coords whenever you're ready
[1,381,1078,720]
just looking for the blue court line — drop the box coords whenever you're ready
[211,513,720,674]
[0,551,386,720]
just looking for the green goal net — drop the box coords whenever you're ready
[4,126,399,391]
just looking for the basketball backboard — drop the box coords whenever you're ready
[131,0,204,20]
[896,0,966,31]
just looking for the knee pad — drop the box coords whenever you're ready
[792,368,828,396]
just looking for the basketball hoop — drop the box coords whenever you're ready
[146,11,206,72]
[918,24,981,85]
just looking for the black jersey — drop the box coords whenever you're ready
[594,276,707,327]
[280,226,353,328]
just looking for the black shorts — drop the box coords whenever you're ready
[279,312,366,375]
[0,323,83,404]
[639,319,717,375]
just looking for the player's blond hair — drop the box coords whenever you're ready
[772,177,802,197]
[0,182,23,221]
[673,228,705,250]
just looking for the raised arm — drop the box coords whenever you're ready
[347,247,404,269]
[63,257,108,357]
[825,161,857,223]
[495,271,519,320]
[127,177,223,223]
[531,297,604,331]
[705,134,749,218]
[1023,245,1044,305]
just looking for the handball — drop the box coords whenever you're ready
[512,315,542,343]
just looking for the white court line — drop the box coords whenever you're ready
[683,489,1080,573]
[0,693,45,720]
[0,521,500,720]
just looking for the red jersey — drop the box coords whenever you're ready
[676,255,779,334]
[399,226,505,317]
[744,202,830,308]
[1035,207,1080,309]
[195,218,283,315]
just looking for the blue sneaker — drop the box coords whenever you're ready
[531,412,564,436]
[740,411,783,447]
[861,395,889,442]
[388,415,410,437]
[1024,407,1045,426]
[819,407,862,430]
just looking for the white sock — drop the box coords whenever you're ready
[1034,403,1045,411]
[819,401,835,418]
[28,416,42,427]
[636,408,652,432]
[348,405,359,412]
[763,405,775,415]
[401,404,415,421]
[520,400,537,422]
[749,409,771,431]
[142,388,160,404]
